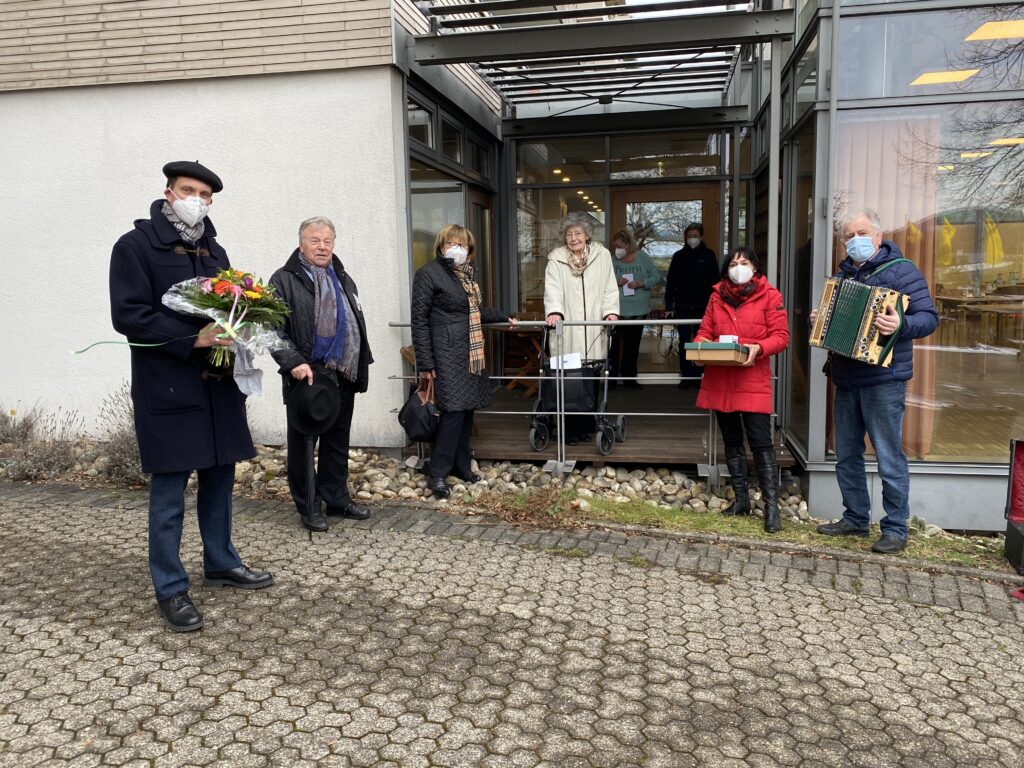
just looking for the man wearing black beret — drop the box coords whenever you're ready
[109,161,273,632]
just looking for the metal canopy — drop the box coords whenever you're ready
[412,4,794,112]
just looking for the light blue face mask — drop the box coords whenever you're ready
[845,235,876,263]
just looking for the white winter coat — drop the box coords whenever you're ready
[543,243,620,360]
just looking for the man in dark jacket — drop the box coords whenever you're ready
[109,161,273,633]
[815,210,938,554]
[665,222,719,388]
[270,216,373,532]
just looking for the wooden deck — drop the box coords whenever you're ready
[407,383,796,467]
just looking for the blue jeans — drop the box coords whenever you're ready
[149,464,241,601]
[834,380,910,540]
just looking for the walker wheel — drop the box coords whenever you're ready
[596,427,615,456]
[529,423,549,452]
[615,415,627,443]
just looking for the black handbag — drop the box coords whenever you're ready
[398,378,440,442]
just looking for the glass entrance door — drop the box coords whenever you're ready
[609,183,722,379]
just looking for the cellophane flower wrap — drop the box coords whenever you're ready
[161,269,292,396]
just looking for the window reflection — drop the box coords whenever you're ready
[838,9,1024,99]
[834,101,1024,463]
[610,131,721,178]
[787,120,816,455]
[408,102,432,148]
[794,35,818,119]
[410,161,464,272]
[516,138,605,184]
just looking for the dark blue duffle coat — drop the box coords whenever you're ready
[109,200,256,474]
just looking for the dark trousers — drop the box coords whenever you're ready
[609,314,647,381]
[431,409,475,479]
[286,379,356,515]
[149,464,241,602]
[716,411,773,452]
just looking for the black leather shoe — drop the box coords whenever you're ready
[204,565,274,590]
[429,477,451,499]
[158,592,203,632]
[871,534,908,554]
[327,501,371,520]
[300,505,328,532]
[816,518,870,537]
[454,471,482,484]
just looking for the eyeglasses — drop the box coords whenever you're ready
[445,241,468,249]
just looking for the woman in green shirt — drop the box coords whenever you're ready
[609,229,665,388]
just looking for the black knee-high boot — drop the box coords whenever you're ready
[754,449,781,533]
[723,445,750,516]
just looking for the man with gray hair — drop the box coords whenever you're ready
[813,209,937,554]
[270,216,374,532]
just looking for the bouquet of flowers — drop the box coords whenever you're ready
[162,269,292,396]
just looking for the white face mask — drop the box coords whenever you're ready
[686,237,701,250]
[614,247,627,260]
[444,245,469,265]
[169,189,209,227]
[729,263,754,285]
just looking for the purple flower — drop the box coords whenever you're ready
[243,276,254,290]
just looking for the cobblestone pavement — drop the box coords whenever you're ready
[2,482,1024,768]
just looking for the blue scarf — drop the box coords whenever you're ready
[298,253,347,369]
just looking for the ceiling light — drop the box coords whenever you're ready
[910,69,979,86]
[960,151,993,158]
[577,190,584,195]
[990,137,1024,146]
[965,20,1024,41]
[562,176,570,182]
[937,165,955,171]
[552,168,562,174]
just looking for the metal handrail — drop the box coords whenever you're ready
[388,317,732,478]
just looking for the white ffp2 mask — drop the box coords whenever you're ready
[169,189,209,226]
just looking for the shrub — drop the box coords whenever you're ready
[0,404,39,446]
[97,382,147,487]
[5,409,83,481]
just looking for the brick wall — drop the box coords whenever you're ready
[0,0,393,91]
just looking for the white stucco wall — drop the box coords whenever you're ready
[0,67,411,449]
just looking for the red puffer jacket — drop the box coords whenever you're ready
[694,277,789,414]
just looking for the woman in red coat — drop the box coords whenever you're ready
[694,246,790,532]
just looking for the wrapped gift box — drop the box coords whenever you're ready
[684,341,750,366]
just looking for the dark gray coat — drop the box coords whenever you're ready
[269,249,373,401]
[411,257,508,413]
[109,200,255,474]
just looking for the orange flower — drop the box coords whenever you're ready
[214,281,234,296]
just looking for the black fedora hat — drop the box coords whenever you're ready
[286,372,341,436]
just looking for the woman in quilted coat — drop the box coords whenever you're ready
[694,246,790,532]
[411,224,516,500]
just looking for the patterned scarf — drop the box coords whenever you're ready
[298,253,360,382]
[566,244,589,277]
[719,273,764,308]
[160,201,205,244]
[451,261,486,374]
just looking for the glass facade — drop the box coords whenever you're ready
[834,101,1024,462]
[609,131,721,178]
[409,160,465,272]
[837,8,1024,100]
[785,118,816,454]
[513,130,741,318]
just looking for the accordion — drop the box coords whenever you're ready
[810,278,909,367]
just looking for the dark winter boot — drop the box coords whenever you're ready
[754,449,781,533]
[722,445,751,516]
